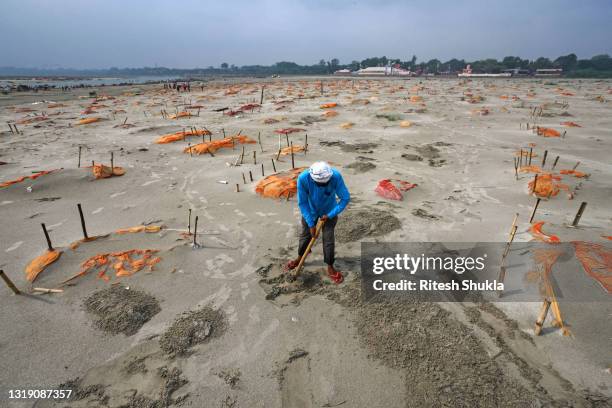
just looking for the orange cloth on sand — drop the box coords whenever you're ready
[25,250,62,282]
[529,221,560,244]
[536,127,560,137]
[115,225,162,234]
[1,169,59,188]
[168,111,192,119]
[561,121,581,127]
[155,129,211,144]
[255,167,306,199]
[519,165,542,174]
[528,173,571,198]
[79,249,161,281]
[319,102,337,109]
[572,241,612,294]
[76,117,102,125]
[185,135,256,155]
[278,145,306,156]
[322,110,339,117]
[92,164,125,179]
[559,169,588,178]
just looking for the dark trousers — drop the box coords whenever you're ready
[298,216,338,266]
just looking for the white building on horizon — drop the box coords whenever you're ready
[354,66,412,76]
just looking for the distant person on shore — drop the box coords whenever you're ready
[285,162,350,284]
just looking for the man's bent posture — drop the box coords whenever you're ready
[286,162,350,283]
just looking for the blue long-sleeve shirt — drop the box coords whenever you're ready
[297,168,350,228]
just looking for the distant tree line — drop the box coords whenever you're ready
[2,53,612,78]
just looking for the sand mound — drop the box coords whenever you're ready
[335,207,401,242]
[84,286,161,336]
[159,307,227,356]
[346,160,376,173]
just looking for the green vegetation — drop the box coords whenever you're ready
[1,54,612,78]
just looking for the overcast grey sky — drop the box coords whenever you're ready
[1,0,611,68]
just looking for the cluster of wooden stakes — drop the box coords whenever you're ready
[501,141,589,336]
[0,202,94,296]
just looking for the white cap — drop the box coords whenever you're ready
[309,161,333,183]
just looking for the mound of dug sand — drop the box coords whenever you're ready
[335,207,401,243]
[159,307,227,356]
[346,160,376,173]
[84,286,161,336]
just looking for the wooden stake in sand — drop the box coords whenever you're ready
[240,146,245,165]
[7,123,14,134]
[532,174,538,194]
[290,142,295,169]
[77,203,89,240]
[305,134,308,154]
[261,163,265,177]
[572,161,581,171]
[541,150,548,167]
[508,213,519,238]
[253,151,257,165]
[249,170,253,182]
[551,155,560,170]
[0,270,20,295]
[78,146,82,168]
[193,216,199,247]
[513,157,519,180]
[529,198,541,223]
[236,183,240,192]
[528,147,533,165]
[519,149,523,168]
[258,132,264,152]
[271,158,276,172]
[188,143,192,157]
[497,223,518,297]
[571,202,587,227]
[222,128,226,138]
[110,152,114,172]
[188,209,192,234]
[534,299,551,336]
[41,223,54,251]
[260,86,264,105]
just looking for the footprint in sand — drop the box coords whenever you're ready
[92,207,104,214]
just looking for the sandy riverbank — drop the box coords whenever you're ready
[0,77,610,407]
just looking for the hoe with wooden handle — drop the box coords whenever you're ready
[294,218,326,277]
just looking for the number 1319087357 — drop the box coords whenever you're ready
[8,389,73,399]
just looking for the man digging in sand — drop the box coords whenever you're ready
[285,162,350,283]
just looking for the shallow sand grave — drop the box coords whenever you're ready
[0,77,611,407]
